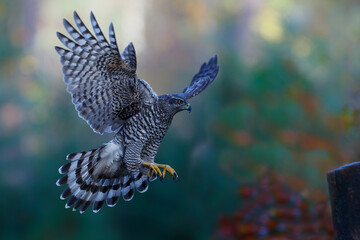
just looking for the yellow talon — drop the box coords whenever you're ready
[157,164,179,181]
[142,161,162,178]
[157,164,177,179]
[141,162,179,181]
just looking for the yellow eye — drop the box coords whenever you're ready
[177,99,184,104]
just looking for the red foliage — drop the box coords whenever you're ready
[217,171,333,239]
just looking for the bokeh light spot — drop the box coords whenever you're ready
[252,6,283,43]
[1,103,24,131]
[19,55,37,75]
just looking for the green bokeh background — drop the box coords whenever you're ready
[1,0,360,239]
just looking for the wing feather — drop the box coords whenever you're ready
[182,55,219,99]
[63,19,87,46]
[109,23,120,55]
[55,11,157,134]
[121,42,137,73]
[90,12,110,47]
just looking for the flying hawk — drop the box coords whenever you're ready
[55,11,219,213]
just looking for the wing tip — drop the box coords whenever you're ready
[209,54,218,66]
[123,42,135,53]
[62,18,70,27]
[90,11,99,27]
[55,31,61,39]
[212,54,217,61]
[109,22,114,31]
[73,11,81,23]
[73,10,79,18]
[182,54,219,98]
[54,46,63,55]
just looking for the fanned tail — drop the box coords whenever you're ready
[56,143,155,213]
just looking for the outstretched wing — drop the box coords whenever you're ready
[182,55,219,99]
[55,11,157,134]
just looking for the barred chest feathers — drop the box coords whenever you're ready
[116,103,173,159]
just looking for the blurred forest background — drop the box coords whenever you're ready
[1,0,360,239]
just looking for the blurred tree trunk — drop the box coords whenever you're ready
[327,162,360,240]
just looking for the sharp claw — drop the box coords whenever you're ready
[173,173,179,181]
[145,163,179,183]
[160,176,167,183]
[157,170,162,178]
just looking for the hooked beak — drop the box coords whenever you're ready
[185,103,191,112]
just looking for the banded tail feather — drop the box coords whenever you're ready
[56,142,153,213]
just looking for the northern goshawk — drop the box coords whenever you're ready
[55,12,219,213]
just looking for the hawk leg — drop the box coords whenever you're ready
[141,162,179,182]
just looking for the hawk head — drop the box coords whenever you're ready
[158,94,191,117]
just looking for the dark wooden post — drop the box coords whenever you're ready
[327,162,360,240]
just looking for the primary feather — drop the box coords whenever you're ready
[182,55,219,99]
[55,11,156,134]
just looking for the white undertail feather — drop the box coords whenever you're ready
[57,141,152,213]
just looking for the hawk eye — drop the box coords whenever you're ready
[177,99,184,104]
